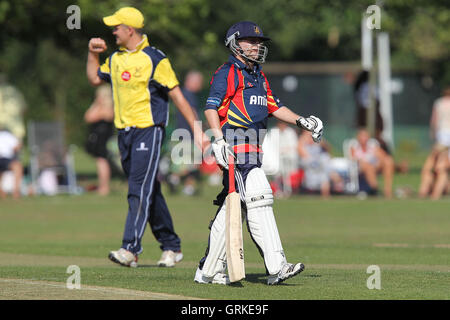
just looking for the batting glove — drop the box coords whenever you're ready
[211,136,236,169]
[296,115,323,143]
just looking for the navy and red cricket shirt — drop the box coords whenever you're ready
[205,55,285,153]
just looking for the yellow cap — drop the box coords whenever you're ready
[103,7,144,28]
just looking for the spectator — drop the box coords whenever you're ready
[349,128,394,198]
[0,128,23,199]
[0,74,26,199]
[169,71,204,196]
[84,84,115,195]
[297,130,343,198]
[418,86,450,200]
[353,70,390,154]
[273,120,299,197]
[0,74,26,142]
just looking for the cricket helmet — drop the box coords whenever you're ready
[225,21,270,64]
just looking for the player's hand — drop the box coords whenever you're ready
[211,137,235,170]
[312,130,323,143]
[296,115,321,132]
[309,115,323,143]
[296,115,323,143]
[88,38,107,53]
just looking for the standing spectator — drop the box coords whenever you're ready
[170,71,204,196]
[349,128,394,198]
[0,128,23,199]
[0,74,26,143]
[0,74,26,199]
[84,84,115,196]
[353,70,390,154]
[418,86,450,200]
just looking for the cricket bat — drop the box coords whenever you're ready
[225,154,245,282]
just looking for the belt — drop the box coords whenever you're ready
[119,124,164,132]
[233,144,263,153]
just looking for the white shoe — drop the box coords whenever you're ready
[267,262,305,285]
[194,267,230,285]
[108,248,138,268]
[157,250,183,267]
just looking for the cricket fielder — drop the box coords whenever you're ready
[194,21,323,285]
[86,7,209,268]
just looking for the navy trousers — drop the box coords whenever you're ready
[118,126,180,255]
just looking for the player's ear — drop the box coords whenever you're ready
[125,25,134,36]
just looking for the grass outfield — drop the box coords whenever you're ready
[0,182,449,300]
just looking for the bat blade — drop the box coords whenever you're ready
[226,190,245,283]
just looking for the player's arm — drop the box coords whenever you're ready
[272,106,323,142]
[204,109,223,140]
[169,86,209,151]
[204,65,236,168]
[87,38,107,87]
[271,106,301,125]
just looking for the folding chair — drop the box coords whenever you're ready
[28,121,81,195]
[333,138,360,194]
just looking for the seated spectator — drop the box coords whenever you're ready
[274,120,299,197]
[349,128,394,198]
[0,128,23,199]
[297,130,343,198]
[418,86,450,200]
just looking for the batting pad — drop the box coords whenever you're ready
[245,168,274,209]
[202,204,227,278]
[245,168,286,275]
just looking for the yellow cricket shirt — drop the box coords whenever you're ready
[98,35,179,129]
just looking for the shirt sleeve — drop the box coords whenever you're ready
[97,56,111,83]
[205,64,233,111]
[262,73,284,114]
[153,58,180,90]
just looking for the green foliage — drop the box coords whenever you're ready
[0,0,449,144]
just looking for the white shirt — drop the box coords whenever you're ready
[278,127,299,161]
[351,138,379,165]
[0,130,19,158]
[433,97,450,146]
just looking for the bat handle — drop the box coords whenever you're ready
[228,154,236,193]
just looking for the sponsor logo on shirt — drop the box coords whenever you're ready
[249,95,267,106]
[121,71,131,81]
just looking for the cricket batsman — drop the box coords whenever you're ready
[194,21,323,285]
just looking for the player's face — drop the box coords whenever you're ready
[238,38,263,61]
[112,24,131,46]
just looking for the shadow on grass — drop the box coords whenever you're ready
[244,272,321,285]
[137,264,162,268]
